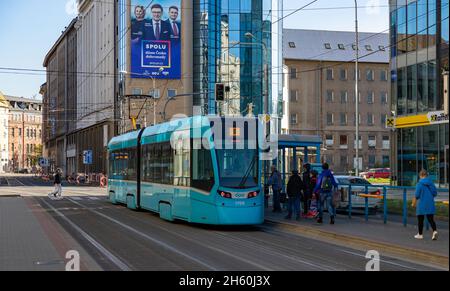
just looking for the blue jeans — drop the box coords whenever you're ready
[287,196,301,217]
[318,191,336,219]
[272,189,281,211]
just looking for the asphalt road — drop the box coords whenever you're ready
[0,175,443,271]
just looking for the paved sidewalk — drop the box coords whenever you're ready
[265,207,449,269]
[0,196,101,271]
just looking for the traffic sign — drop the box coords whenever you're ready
[39,158,49,167]
[83,150,93,165]
[386,117,395,128]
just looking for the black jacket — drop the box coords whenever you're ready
[54,173,61,184]
[287,174,304,198]
[302,170,312,197]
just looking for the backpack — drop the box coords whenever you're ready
[321,175,333,191]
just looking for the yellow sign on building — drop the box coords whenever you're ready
[393,111,449,129]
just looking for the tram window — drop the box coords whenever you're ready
[161,143,174,184]
[192,141,215,192]
[174,139,190,187]
[127,148,137,180]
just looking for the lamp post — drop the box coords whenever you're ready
[354,0,360,176]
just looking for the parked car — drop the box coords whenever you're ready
[333,176,383,213]
[365,168,391,179]
[17,168,29,174]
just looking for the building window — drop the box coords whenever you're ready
[340,155,348,167]
[288,42,296,48]
[340,113,347,126]
[367,113,374,126]
[325,135,334,147]
[149,89,161,99]
[340,69,347,80]
[381,92,388,104]
[369,155,376,167]
[367,91,374,104]
[290,114,298,125]
[18,128,21,136]
[131,88,142,95]
[290,90,298,102]
[326,69,334,80]
[11,128,14,137]
[340,91,348,103]
[290,67,297,79]
[339,135,348,149]
[326,90,334,102]
[382,156,390,167]
[26,129,30,138]
[380,70,388,81]
[11,143,14,152]
[382,136,390,149]
[167,89,177,98]
[324,43,332,49]
[366,69,374,81]
[326,113,334,126]
[354,135,362,149]
[368,135,376,149]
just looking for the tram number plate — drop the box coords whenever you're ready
[235,201,245,206]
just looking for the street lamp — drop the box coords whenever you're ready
[354,0,361,176]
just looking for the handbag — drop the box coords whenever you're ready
[332,189,341,207]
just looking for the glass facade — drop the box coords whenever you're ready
[390,0,449,187]
[193,0,278,116]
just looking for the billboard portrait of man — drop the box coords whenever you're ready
[145,3,171,41]
[131,0,182,79]
[167,6,181,40]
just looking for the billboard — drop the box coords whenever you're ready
[131,0,181,79]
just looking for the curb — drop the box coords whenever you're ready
[265,218,449,270]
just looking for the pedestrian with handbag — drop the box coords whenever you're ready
[413,170,438,240]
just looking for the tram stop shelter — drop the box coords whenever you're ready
[263,134,323,191]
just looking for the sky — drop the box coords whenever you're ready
[0,0,389,99]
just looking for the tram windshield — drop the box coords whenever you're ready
[216,149,258,189]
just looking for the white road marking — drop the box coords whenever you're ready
[67,197,218,271]
[40,198,131,271]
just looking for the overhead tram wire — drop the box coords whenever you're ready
[1,3,446,83]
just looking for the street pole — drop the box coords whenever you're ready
[355,0,360,176]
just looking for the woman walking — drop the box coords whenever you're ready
[414,170,438,240]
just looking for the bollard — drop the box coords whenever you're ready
[348,185,352,219]
[383,187,387,224]
[365,197,369,222]
[403,188,407,227]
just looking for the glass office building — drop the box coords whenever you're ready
[390,0,449,187]
[192,0,281,116]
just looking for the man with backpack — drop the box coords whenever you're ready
[313,163,338,224]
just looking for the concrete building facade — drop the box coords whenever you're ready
[284,29,391,174]
[43,18,78,175]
